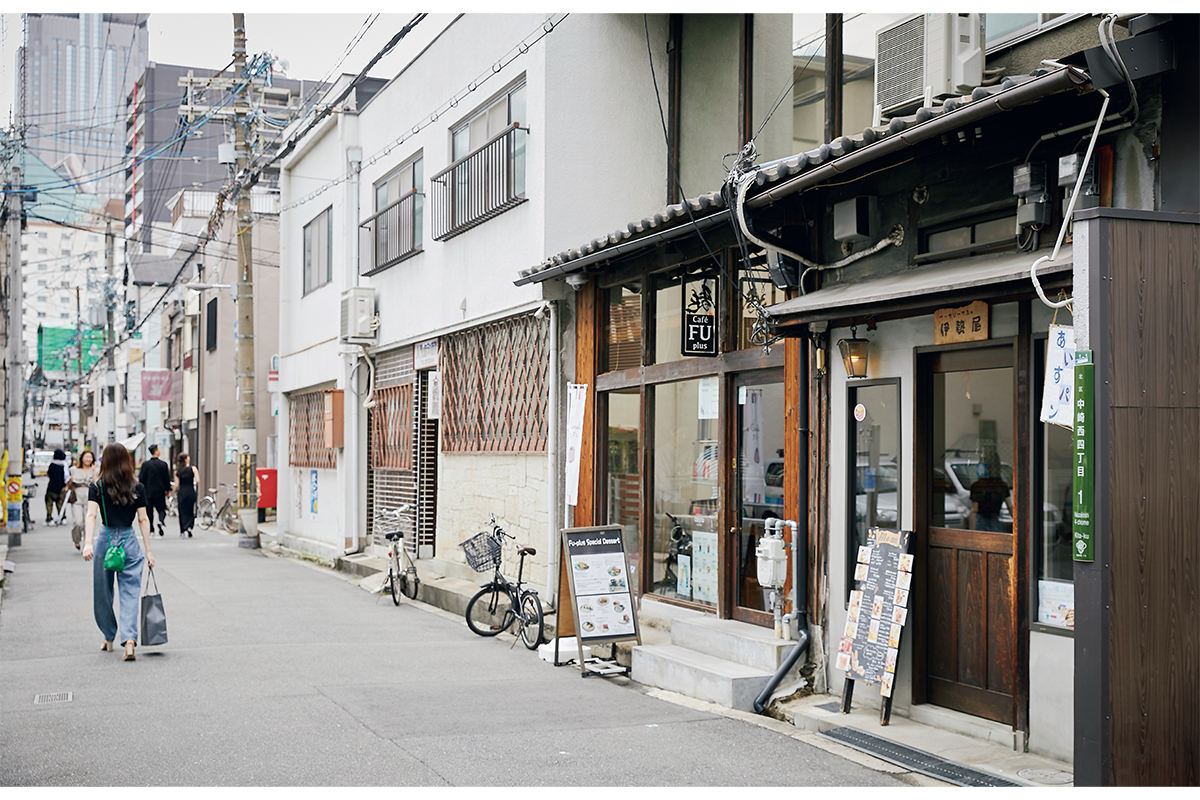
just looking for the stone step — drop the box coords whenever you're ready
[631,643,774,711]
[670,616,800,673]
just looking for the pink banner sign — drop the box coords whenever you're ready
[141,369,173,402]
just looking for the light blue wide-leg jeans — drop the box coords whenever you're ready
[92,525,145,645]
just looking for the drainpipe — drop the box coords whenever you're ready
[755,326,811,714]
[543,299,560,607]
[344,141,364,555]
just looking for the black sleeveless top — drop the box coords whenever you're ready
[176,466,195,490]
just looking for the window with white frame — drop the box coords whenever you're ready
[430,80,528,240]
[362,153,423,273]
[302,206,333,294]
[984,13,1068,48]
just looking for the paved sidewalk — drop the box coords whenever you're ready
[0,519,919,787]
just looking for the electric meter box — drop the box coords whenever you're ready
[756,534,788,590]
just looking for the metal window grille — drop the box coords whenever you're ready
[360,190,423,274]
[440,312,548,453]
[370,384,413,470]
[429,123,528,241]
[288,391,337,468]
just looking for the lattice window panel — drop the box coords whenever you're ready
[440,313,548,453]
[370,384,413,470]
[288,391,337,468]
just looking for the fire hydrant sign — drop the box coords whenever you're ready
[837,527,914,699]
[562,526,639,645]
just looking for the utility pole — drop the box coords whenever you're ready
[233,13,259,548]
[74,286,83,453]
[104,220,116,445]
[5,164,24,544]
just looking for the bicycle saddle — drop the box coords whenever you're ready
[383,532,403,541]
[519,546,536,556]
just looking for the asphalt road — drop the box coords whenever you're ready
[1,503,908,787]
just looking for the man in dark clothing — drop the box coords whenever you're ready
[138,444,173,536]
[45,449,70,523]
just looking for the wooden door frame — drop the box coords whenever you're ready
[911,335,1029,729]
[726,367,785,626]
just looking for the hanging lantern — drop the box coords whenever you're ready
[838,326,870,379]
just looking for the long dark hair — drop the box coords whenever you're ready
[99,443,137,505]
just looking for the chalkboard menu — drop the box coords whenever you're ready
[563,526,640,645]
[836,527,914,699]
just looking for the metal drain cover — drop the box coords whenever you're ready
[819,726,1021,787]
[815,701,842,712]
[33,692,73,705]
[1017,767,1073,785]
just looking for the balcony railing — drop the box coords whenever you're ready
[359,189,423,275]
[430,123,528,241]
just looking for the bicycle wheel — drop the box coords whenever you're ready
[519,591,544,650]
[399,559,420,600]
[465,584,514,637]
[388,562,402,606]
[222,507,240,533]
[196,498,216,529]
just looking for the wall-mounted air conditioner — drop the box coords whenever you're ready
[340,287,377,344]
[874,13,985,121]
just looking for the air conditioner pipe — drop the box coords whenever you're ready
[755,328,811,715]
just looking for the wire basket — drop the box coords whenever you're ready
[461,530,502,573]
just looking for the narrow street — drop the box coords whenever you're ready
[0,506,909,787]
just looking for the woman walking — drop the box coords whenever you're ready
[81,442,155,661]
[173,453,199,538]
[68,451,99,549]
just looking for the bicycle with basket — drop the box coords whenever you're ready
[460,516,544,649]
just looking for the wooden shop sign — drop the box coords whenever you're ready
[934,301,989,345]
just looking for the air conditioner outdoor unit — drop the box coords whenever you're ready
[340,287,377,344]
[874,13,985,121]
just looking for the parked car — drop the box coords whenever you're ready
[30,450,54,477]
[856,459,970,530]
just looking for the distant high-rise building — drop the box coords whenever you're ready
[16,13,150,201]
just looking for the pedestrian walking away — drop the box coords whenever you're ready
[82,442,156,661]
[44,448,69,524]
[67,450,99,549]
[173,453,199,539]
[138,444,173,537]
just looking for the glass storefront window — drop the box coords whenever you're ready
[651,378,719,608]
[604,390,641,585]
[736,374,785,615]
[1035,338,1075,630]
[605,282,642,372]
[848,380,901,591]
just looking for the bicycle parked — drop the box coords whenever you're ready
[460,516,544,650]
[376,504,420,605]
[197,483,239,532]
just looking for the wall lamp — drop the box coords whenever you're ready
[838,326,870,379]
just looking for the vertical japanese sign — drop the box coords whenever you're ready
[1040,325,1076,426]
[426,371,442,420]
[1072,350,1094,562]
[309,469,319,516]
[565,383,587,507]
[682,277,717,356]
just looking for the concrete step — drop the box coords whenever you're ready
[670,616,799,673]
[335,552,386,579]
[631,643,774,711]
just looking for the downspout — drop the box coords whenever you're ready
[344,141,364,555]
[544,299,560,608]
[755,325,811,714]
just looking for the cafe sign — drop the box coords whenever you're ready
[682,277,717,357]
[934,300,989,345]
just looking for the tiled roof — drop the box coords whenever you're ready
[518,66,1087,284]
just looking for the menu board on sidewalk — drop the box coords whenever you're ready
[562,526,640,646]
[836,527,914,699]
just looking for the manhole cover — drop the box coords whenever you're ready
[1017,767,1073,785]
[33,692,73,705]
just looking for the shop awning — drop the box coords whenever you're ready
[764,250,1073,328]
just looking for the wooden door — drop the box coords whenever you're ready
[916,345,1017,724]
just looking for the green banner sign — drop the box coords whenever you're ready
[1072,350,1095,562]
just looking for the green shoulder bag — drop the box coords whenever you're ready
[99,482,127,571]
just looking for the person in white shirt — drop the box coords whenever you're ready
[68,450,99,549]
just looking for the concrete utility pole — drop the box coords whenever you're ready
[74,286,83,452]
[233,13,259,548]
[5,164,24,543]
[104,220,115,444]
